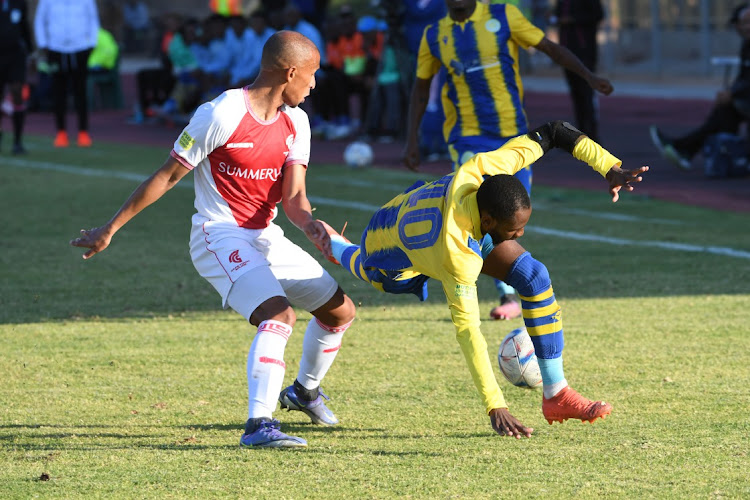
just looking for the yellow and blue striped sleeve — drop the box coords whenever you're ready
[505,4,545,49]
[416,25,442,80]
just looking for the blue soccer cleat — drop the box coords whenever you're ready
[278,385,340,426]
[239,419,307,449]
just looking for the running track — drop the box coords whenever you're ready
[19,77,750,213]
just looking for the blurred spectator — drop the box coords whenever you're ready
[554,0,604,141]
[284,4,326,64]
[364,15,405,141]
[123,0,151,54]
[324,6,380,137]
[0,0,33,155]
[402,0,447,160]
[192,15,232,98]
[228,10,274,87]
[131,13,180,123]
[34,0,100,148]
[650,4,750,171]
[289,0,328,30]
[209,0,243,17]
[159,17,202,117]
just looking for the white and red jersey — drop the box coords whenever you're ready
[171,88,311,229]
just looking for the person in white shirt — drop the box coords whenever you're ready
[34,0,99,148]
[70,31,357,449]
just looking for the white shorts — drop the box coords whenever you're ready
[190,214,339,320]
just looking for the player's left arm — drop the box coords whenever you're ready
[526,121,649,202]
[281,163,332,260]
[534,38,613,95]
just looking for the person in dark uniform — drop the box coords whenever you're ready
[0,0,33,154]
[554,0,604,142]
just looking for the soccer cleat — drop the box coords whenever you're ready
[490,298,522,320]
[542,386,612,424]
[239,419,307,449]
[12,143,27,155]
[279,385,339,426]
[315,219,350,265]
[649,125,691,170]
[53,130,69,148]
[77,131,92,147]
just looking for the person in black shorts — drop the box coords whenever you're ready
[0,0,32,155]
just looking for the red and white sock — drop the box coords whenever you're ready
[296,317,352,391]
[247,320,292,419]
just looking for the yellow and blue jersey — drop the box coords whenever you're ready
[416,3,544,144]
[353,134,620,413]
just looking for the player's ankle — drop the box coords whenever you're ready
[293,379,318,402]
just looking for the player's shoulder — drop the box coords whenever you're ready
[280,105,310,133]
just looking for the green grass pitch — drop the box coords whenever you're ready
[1,135,749,498]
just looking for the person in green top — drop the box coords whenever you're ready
[88,28,119,71]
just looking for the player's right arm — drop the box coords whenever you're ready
[441,276,533,438]
[70,157,190,259]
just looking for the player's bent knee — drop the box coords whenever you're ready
[504,252,550,296]
[312,287,356,326]
[250,296,296,327]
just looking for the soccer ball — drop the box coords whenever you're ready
[343,141,373,167]
[498,327,543,389]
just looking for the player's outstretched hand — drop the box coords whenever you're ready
[590,75,614,96]
[305,219,332,260]
[402,139,421,172]
[70,225,114,260]
[605,165,649,202]
[489,408,534,438]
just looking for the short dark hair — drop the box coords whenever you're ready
[475,174,531,222]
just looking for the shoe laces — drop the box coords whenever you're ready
[258,419,283,435]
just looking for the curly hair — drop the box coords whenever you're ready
[475,174,531,222]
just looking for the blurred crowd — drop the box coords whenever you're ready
[104,0,445,147]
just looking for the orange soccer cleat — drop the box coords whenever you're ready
[315,219,350,265]
[53,130,69,148]
[77,131,92,147]
[542,386,612,425]
[490,298,522,320]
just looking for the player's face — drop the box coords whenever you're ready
[282,52,320,107]
[483,206,532,245]
[446,0,477,22]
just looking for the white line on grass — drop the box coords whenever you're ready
[7,158,748,260]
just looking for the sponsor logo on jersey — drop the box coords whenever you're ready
[178,131,195,150]
[226,142,254,148]
[229,250,242,263]
[454,284,477,299]
[217,161,281,181]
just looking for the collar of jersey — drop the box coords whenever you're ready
[446,1,487,27]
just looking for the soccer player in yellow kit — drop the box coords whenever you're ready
[323,121,648,437]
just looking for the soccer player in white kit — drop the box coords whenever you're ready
[70,31,357,449]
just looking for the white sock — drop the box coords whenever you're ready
[247,320,292,419]
[296,317,352,390]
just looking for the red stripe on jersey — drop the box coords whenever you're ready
[209,110,297,229]
[259,356,286,369]
[315,317,352,334]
